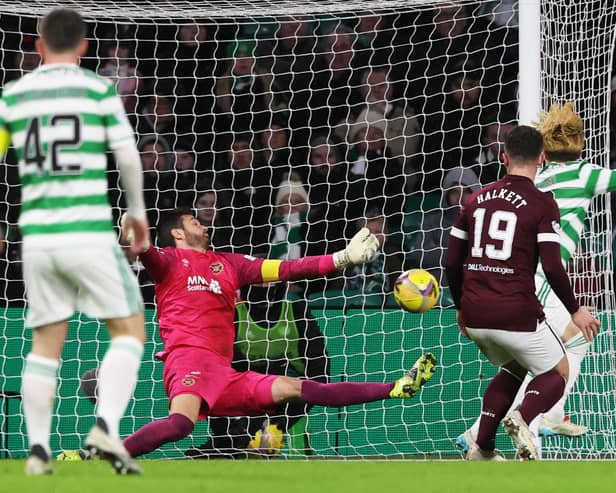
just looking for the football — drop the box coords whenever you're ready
[393,269,440,313]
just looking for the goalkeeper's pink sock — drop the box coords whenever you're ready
[124,413,194,457]
[518,370,566,425]
[301,380,394,407]
[476,369,523,451]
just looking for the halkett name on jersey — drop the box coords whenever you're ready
[476,187,528,208]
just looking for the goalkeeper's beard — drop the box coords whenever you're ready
[185,231,209,251]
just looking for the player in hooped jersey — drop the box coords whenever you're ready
[445,126,599,460]
[119,208,437,459]
[457,103,616,454]
[0,9,148,475]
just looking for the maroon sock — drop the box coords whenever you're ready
[301,380,395,407]
[476,369,523,451]
[518,370,566,424]
[124,413,194,458]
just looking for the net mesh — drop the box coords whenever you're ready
[540,0,616,459]
[0,0,615,459]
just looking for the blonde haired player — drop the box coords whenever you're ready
[458,102,616,455]
[0,9,148,475]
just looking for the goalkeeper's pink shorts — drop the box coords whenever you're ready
[162,346,278,419]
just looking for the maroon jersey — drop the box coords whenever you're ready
[445,174,579,331]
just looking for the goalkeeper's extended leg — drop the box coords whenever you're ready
[389,353,437,398]
[290,353,437,407]
[124,394,197,458]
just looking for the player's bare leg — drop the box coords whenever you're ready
[23,320,68,475]
[85,313,144,475]
[123,393,198,458]
[503,356,568,461]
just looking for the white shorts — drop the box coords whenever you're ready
[535,272,570,339]
[23,244,143,328]
[466,320,566,376]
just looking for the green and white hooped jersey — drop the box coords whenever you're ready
[0,63,135,248]
[534,159,616,303]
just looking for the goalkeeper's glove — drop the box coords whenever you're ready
[333,227,380,269]
[121,212,150,253]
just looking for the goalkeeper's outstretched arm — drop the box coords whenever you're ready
[258,227,380,283]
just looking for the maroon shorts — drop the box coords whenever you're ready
[162,346,278,420]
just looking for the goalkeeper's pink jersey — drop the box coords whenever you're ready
[140,246,335,362]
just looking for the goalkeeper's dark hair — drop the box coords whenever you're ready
[39,8,86,53]
[504,125,544,163]
[157,207,195,248]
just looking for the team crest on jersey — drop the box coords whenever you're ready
[552,220,561,233]
[209,262,224,274]
[182,376,196,387]
[182,259,190,267]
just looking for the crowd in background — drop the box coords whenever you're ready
[0,1,609,307]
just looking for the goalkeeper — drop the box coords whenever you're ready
[458,102,616,452]
[80,282,329,458]
[117,208,436,458]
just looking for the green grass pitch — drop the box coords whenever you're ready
[2,460,616,493]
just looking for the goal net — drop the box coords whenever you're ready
[0,0,615,460]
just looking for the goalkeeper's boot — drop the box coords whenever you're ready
[247,420,284,458]
[85,419,142,475]
[56,449,92,461]
[539,416,588,437]
[455,429,476,454]
[503,410,538,461]
[25,445,53,476]
[466,444,506,461]
[389,353,437,398]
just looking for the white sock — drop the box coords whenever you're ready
[96,336,143,438]
[542,334,588,423]
[21,353,59,456]
[529,415,543,459]
[469,414,481,440]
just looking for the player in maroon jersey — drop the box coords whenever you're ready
[445,125,599,461]
[118,208,436,461]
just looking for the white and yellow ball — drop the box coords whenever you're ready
[393,269,440,313]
